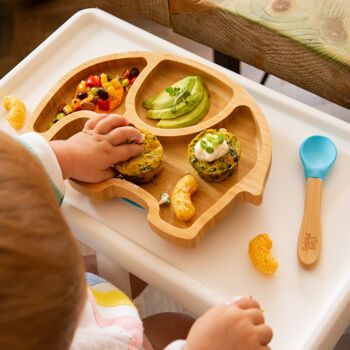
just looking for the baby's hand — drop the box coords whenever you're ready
[50,114,144,182]
[185,297,272,350]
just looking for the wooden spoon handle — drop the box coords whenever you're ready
[297,178,323,269]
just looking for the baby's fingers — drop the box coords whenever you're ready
[94,114,129,134]
[112,143,144,163]
[234,297,261,310]
[245,308,264,325]
[256,324,273,346]
[84,114,109,130]
[107,126,144,146]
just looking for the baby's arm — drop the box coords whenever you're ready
[50,114,144,183]
[17,131,66,204]
[163,297,272,350]
[17,114,144,203]
[183,297,272,350]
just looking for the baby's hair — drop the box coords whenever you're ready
[0,132,86,349]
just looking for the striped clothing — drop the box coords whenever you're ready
[71,273,144,350]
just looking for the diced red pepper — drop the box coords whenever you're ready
[97,98,110,111]
[121,69,130,79]
[86,75,101,88]
[129,76,137,85]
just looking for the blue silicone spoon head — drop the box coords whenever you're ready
[299,135,337,180]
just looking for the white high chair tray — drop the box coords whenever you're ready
[1,9,349,350]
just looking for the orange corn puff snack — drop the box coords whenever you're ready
[248,233,278,275]
[2,95,26,130]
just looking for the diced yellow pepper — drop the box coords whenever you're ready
[103,82,112,89]
[63,105,74,114]
[77,81,87,93]
[100,73,108,85]
[111,79,121,88]
[107,86,118,98]
[85,93,95,102]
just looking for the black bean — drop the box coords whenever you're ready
[129,67,140,79]
[97,89,109,100]
[77,92,88,100]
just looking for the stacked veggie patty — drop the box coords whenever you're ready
[115,129,163,184]
[188,129,241,182]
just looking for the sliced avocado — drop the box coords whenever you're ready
[147,77,204,120]
[142,76,196,110]
[157,87,209,128]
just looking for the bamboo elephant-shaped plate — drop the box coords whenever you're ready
[27,52,272,248]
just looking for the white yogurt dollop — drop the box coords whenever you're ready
[194,136,229,162]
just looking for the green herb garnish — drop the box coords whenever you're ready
[206,134,215,143]
[165,86,181,96]
[217,134,224,144]
[200,139,208,149]
[206,146,214,154]
[173,89,190,106]
[166,87,191,113]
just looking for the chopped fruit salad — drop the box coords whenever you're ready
[49,67,140,128]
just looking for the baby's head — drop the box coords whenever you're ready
[0,132,86,349]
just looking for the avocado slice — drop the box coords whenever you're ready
[147,77,204,120]
[157,87,209,128]
[142,76,196,110]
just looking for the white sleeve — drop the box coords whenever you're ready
[164,340,187,350]
[16,132,65,203]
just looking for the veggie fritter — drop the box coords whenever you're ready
[188,129,240,182]
[115,129,163,184]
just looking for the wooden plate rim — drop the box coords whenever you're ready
[28,51,272,248]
